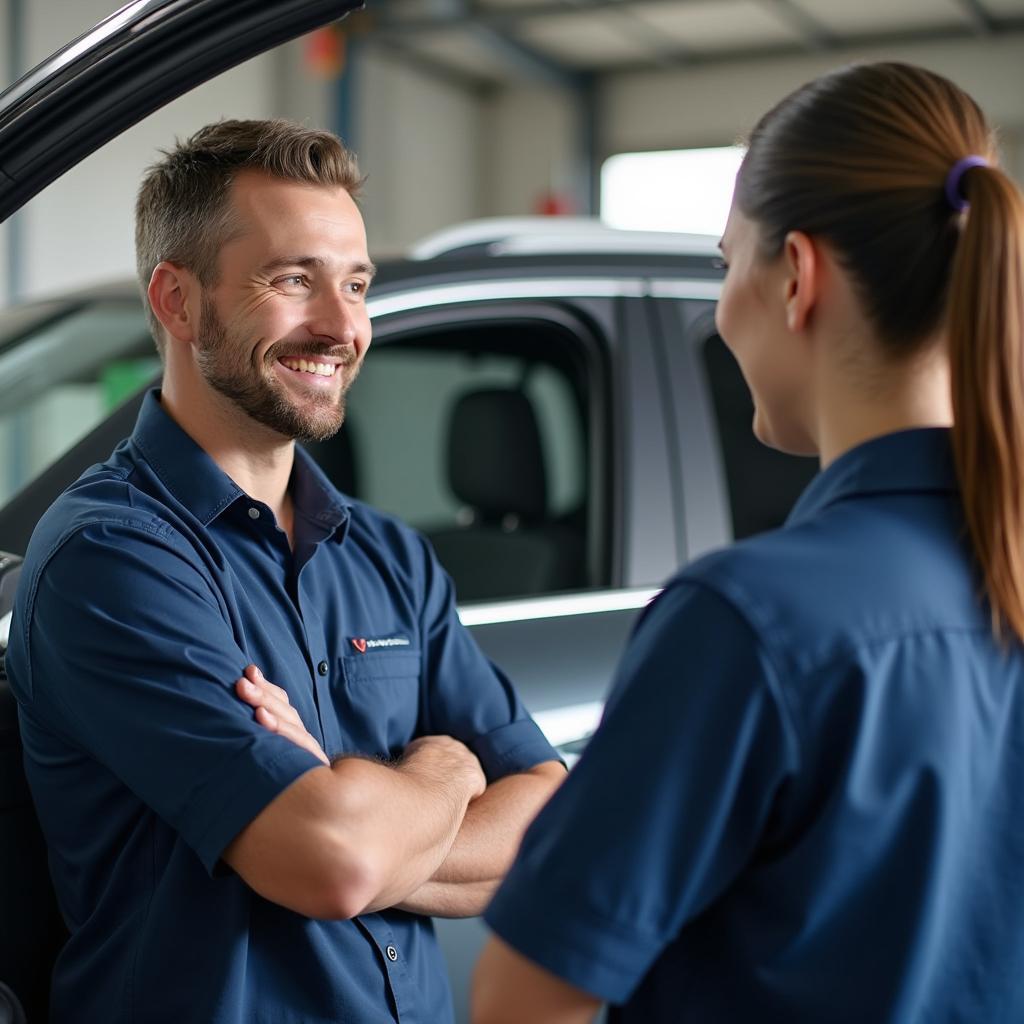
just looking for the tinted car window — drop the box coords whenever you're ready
[0,302,154,506]
[702,333,818,539]
[305,318,597,603]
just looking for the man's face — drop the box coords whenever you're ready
[196,171,374,443]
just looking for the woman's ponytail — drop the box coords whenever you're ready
[948,166,1024,640]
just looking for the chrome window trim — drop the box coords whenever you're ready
[368,276,724,320]
[369,279,644,318]
[458,586,660,627]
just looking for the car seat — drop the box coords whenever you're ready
[427,387,584,602]
[0,552,66,1022]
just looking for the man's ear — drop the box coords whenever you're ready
[781,230,818,333]
[147,262,199,347]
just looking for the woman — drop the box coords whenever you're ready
[472,62,1024,1023]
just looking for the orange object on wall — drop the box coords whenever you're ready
[304,25,347,80]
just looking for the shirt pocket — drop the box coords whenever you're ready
[337,649,422,758]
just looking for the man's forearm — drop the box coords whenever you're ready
[332,754,473,914]
[224,720,485,919]
[396,761,565,917]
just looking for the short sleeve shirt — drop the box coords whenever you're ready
[6,389,557,1024]
[486,428,1024,1023]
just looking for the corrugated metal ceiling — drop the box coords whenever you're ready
[365,0,1024,88]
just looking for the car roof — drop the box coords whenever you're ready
[408,217,721,260]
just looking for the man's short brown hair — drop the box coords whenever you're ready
[135,119,365,357]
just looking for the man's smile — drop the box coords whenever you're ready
[277,356,340,378]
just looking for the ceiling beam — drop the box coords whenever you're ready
[468,21,584,89]
[392,0,583,90]
[366,35,494,95]
[952,0,997,34]
[754,0,836,51]
[586,18,1024,74]
[374,0,759,35]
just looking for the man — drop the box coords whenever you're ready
[6,120,563,1023]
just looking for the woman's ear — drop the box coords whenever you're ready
[781,230,819,332]
[147,262,199,348]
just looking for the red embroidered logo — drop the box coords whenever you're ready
[351,637,367,654]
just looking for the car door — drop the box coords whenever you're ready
[344,277,677,1024]
[351,278,684,745]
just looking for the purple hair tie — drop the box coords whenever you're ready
[945,155,988,212]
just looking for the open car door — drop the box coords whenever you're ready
[0,0,364,220]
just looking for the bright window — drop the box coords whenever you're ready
[600,146,745,237]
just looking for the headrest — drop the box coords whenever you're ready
[447,389,547,522]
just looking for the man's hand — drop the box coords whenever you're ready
[235,664,329,765]
[396,759,565,918]
[399,734,487,804]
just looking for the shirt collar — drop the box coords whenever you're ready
[130,389,351,540]
[291,444,351,543]
[787,427,957,527]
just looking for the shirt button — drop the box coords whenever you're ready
[317,660,329,676]
[385,945,399,962]
[248,507,260,520]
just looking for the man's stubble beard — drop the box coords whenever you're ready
[196,291,358,443]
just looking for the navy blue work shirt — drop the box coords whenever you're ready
[7,389,557,1024]
[487,428,1024,1022]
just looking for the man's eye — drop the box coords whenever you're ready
[711,257,729,272]
[347,280,368,295]
[277,275,307,289]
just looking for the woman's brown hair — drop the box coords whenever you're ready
[735,61,1024,641]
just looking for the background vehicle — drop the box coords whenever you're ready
[0,215,818,1020]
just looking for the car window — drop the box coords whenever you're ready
[303,316,600,603]
[0,301,154,506]
[702,333,818,539]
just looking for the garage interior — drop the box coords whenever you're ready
[1,0,1024,308]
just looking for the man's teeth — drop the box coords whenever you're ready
[280,358,337,377]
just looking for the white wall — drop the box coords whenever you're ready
[483,85,579,217]
[274,34,335,131]
[356,44,485,256]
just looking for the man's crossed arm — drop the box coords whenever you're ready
[224,665,565,920]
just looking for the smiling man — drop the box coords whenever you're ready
[5,120,563,1024]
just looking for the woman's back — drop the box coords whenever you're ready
[619,426,1024,1021]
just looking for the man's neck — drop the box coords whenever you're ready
[160,382,296,530]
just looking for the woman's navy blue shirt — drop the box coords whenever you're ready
[7,390,557,1023]
[487,428,1024,1022]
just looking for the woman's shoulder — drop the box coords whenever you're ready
[673,503,984,676]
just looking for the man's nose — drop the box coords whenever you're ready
[307,287,361,345]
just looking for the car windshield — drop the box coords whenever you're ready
[0,296,154,506]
